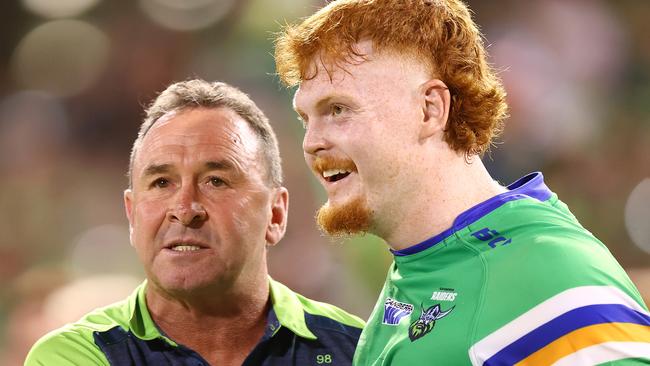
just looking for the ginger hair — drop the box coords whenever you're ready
[274,0,508,156]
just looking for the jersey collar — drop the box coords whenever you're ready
[392,172,553,257]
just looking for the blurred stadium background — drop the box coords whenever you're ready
[1,0,649,363]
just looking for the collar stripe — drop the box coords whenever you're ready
[393,172,552,257]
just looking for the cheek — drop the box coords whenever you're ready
[215,193,270,237]
[348,125,410,186]
[131,200,167,242]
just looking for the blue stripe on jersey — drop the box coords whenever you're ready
[484,303,650,366]
[393,172,552,257]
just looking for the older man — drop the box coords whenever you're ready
[25,80,363,365]
[275,0,650,365]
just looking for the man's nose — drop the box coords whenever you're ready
[167,185,207,226]
[302,119,331,156]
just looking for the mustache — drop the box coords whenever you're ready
[312,156,357,173]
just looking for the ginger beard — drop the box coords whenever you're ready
[317,196,371,236]
[313,157,372,236]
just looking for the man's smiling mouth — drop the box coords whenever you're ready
[313,157,357,184]
[323,169,352,183]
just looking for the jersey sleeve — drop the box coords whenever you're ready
[24,327,110,366]
[470,285,650,365]
[468,230,650,366]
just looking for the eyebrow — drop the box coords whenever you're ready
[294,95,334,119]
[315,96,338,110]
[295,94,357,120]
[143,163,172,177]
[204,160,235,172]
[142,161,236,178]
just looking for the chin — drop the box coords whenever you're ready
[317,196,371,237]
[151,269,221,295]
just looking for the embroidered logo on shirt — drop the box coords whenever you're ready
[408,303,455,341]
[382,297,414,326]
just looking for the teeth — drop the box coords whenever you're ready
[322,169,351,178]
[171,245,201,252]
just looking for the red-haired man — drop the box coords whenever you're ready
[275,0,650,364]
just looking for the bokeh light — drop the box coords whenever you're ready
[42,274,141,327]
[0,91,68,170]
[10,20,109,97]
[138,0,235,32]
[239,0,314,33]
[21,0,100,19]
[625,178,650,254]
[68,224,141,277]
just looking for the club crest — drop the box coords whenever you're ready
[408,303,454,341]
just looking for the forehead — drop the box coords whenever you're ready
[135,107,259,168]
[293,41,430,111]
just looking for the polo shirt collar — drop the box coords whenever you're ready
[128,281,170,342]
[268,277,317,340]
[126,278,317,342]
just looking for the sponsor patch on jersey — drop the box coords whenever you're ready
[382,298,414,326]
[408,303,455,342]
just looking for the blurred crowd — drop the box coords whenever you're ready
[1,0,649,363]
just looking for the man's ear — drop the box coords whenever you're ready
[419,79,451,140]
[265,187,289,247]
[124,189,135,247]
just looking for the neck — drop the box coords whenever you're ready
[145,273,270,366]
[378,153,506,251]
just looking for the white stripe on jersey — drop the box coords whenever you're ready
[468,285,649,366]
[553,341,650,366]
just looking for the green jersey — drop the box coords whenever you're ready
[353,172,650,365]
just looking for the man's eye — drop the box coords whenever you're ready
[209,177,225,187]
[152,178,169,188]
[331,105,344,116]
